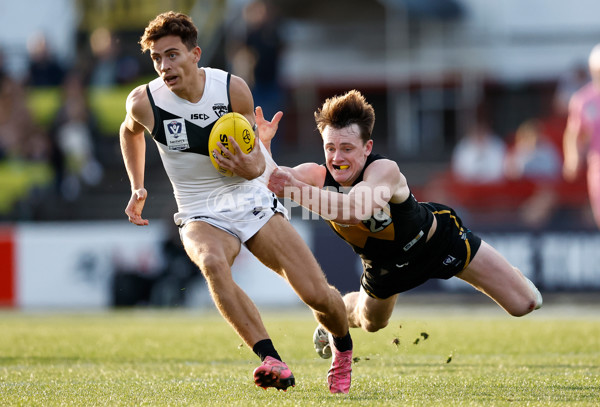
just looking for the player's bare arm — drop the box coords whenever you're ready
[360,159,409,204]
[562,119,588,182]
[267,167,370,224]
[268,162,324,195]
[339,159,406,220]
[269,160,404,224]
[289,162,327,187]
[120,85,153,226]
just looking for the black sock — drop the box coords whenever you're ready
[332,331,353,352]
[252,339,281,362]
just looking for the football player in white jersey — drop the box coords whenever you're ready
[119,11,352,393]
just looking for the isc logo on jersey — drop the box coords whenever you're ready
[163,118,190,150]
[190,113,209,120]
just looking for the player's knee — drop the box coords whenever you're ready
[362,320,387,333]
[514,275,543,316]
[509,289,543,317]
[195,252,229,281]
[508,300,537,317]
[301,288,332,311]
[300,283,341,312]
[503,269,542,317]
[360,317,389,333]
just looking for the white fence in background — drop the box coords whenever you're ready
[1,222,598,309]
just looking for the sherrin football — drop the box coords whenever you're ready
[208,112,255,176]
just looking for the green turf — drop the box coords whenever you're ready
[0,305,598,406]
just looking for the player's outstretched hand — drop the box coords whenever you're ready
[125,188,149,226]
[255,106,283,149]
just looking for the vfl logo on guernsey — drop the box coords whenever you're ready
[163,118,190,150]
[168,120,181,134]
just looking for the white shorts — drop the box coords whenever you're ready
[175,183,288,243]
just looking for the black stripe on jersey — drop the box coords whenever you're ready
[226,73,232,112]
[154,107,211,156]
[145,86,211,156]
[146,85,161,136]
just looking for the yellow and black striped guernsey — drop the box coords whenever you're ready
[322,153,434,265]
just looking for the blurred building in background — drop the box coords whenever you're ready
[0,0,599,308]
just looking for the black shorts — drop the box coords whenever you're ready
[360,202,482,299]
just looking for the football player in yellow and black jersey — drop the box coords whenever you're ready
[264,90,543,359]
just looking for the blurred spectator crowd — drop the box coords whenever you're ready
[426,77,590,230]
[0,3,595,233]
[0,28,141,219]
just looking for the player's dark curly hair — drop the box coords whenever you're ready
[314,89,375,144]
[139,11,198,52]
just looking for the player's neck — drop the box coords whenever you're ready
[173,68,205,103]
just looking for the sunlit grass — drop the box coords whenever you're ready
[0,305,599,406]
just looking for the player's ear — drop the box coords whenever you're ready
[365,139,373,155]
[193,46,202,64]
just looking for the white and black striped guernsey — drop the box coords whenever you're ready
[145,67,271,225]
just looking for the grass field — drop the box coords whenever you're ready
[1,294,599,406]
